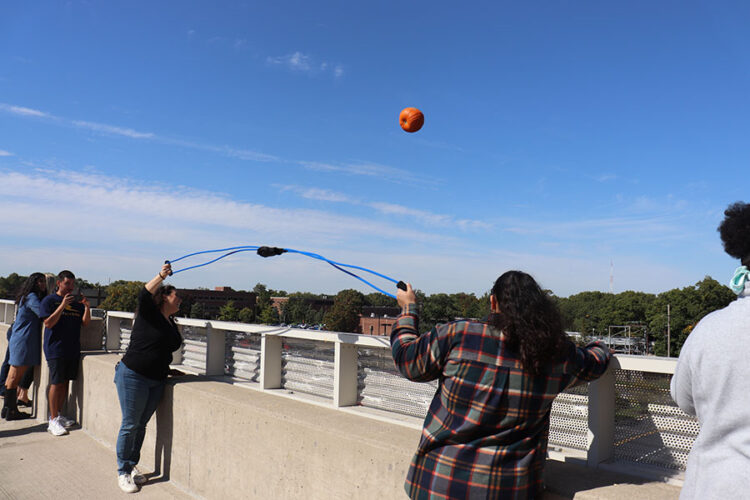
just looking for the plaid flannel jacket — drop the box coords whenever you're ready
[391,304,611,500]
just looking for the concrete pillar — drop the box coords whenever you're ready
[80,317,104,351]
[261,334,282,389]
[171,327,184,366]
[334,342,358,407]
[38,354,50,424]
[105,314,122,351]
[587,366,615,466]
[204,324,225,376]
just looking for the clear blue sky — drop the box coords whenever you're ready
[0,1,747,297]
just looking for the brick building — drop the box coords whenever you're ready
[359,306,401,336]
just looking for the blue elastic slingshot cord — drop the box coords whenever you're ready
[167,246,399,298]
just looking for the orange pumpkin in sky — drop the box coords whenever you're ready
[399,107,424,133]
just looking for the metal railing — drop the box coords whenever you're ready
[75,309,699,476]
[0,299,16,325]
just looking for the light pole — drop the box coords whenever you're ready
[667,304,671,358]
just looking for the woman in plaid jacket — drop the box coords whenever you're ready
[391,271,611,499]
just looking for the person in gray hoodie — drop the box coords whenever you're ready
[671,201,750,500]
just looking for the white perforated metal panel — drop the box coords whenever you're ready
[224,331,260,382]
[613,369,698,471]
[181,326,207,374]
[549,389,589,451]
[281,338,334,398]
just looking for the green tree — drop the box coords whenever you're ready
[422,293,459,323]
[451,292,484,319]
[218,301,239,321]
[649,276,735,356]
[0,273,27,300]
[190,302,207,319]
[323,289,365,333]
[75,277,96,290]
[258,305,280,324]
[364,293,398,308]
[238,306,255,324]
[99,281,144,312]
[253,283,272,310]
[284,292,323,324]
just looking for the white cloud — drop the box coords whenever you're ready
[0,150,12,157]
[0,103,50,118]
[595,173,617,182]
[298,160,440,186]
[72,120,155,139]
[501,213,692,244]
[222,147,279,163]
[277,183,489,231]
[1,102,278,164]
[0,168,451,253]
[277,185,354,203]
[368,202,491,231]
[267,51,312,71]
[266,52,344,78]
[0,167,723,297]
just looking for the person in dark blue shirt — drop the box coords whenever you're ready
[39,270,90,436]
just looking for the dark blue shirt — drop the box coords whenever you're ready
[40,294,85,360]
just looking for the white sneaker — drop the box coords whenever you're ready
[47,417,68,436]
[118,473,139,493]
[131,466,147,485]
[58,415,76,428]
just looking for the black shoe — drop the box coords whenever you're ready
[5,408,30,421]
[17,399,32,408]
[1,407,6,419]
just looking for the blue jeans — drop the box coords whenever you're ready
[114,362,165,475]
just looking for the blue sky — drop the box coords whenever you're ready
[0,1,748,297]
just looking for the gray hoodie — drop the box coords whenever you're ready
[671,282,750,499]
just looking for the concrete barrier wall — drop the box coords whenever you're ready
[1,321,420,498]
[75,353,419,499]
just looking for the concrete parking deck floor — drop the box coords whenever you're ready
[0,417,683,500]
[0,418,194,499]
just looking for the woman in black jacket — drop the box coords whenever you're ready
[114,263,183,493]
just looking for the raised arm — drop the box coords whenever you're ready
[145,263,172,295]
[80,295,91,327]
[43,293,74,329]
[390,283,453,382]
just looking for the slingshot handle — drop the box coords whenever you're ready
[396,281,407,292]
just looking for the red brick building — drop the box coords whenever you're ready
[359,306,401,336]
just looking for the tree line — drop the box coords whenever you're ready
[0,273,736,357]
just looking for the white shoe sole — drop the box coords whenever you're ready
[47,426,68,436]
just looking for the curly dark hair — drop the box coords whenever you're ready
[489,271,569,376]
[718,202,750,266]
[16,272,47,306]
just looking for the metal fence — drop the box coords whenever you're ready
[98,311,697,476]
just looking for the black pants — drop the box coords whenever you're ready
[0,346,34,395]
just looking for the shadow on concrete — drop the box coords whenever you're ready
[67,358,85,425]
[150,380,176,485]
[544,458,657,498]
[0,422,48,438]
